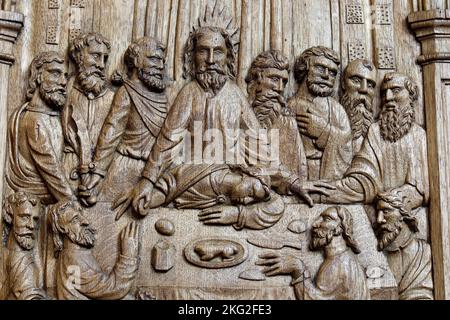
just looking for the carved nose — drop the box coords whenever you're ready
[276,79,284,93]
[322,68,330,79]
[386,89,394,101]
[377,211,386,225]
[207,48,214,64]
[359,79,368,94]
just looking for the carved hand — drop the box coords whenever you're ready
[120,221,140,259]
[256,252,305,279]
[290,180,336,207]
[296,110,329,139]
[78,173,103,207]
[198,206,240,225]
[112,179,154,220]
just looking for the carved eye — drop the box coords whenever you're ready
[351,77,361,84]
[271,77,279,82]
[92,53,100,59]
[368,81,375,89]
[329,70,337,77]
[316,66,325,72]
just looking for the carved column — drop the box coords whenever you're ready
[409,5,450,300]
[0,10,24,202]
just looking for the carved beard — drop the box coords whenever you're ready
[77,67,106,97]
[310,227,335,251]
[195,66,227,95]
[341,92,374,140]
[68,226,96,249]
[376,219,403,251]
[39,82,67,110]
[138,68,166,92]
[252,90,285,129]
[307,74,334,97]
[14,232,35,250]
[380,102,415,143]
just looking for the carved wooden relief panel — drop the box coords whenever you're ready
[2,0,450,300]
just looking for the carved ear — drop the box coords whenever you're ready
[3,201,13,225]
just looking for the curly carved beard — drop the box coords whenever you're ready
[380,102,415,143]
[15,232,35,250]
[341,92,374,140]
[77,67,106,97]
[376,219,403,251]
[251,90,285,129]
[196,66,227,95]
[39,82,67,110]
[310,227,335,251]
[307,75,334,97]
[68,226,96,249]
[138,68,166,92]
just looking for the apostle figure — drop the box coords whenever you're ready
[375,191,433,300]
[341,59,377,153]
[289,46,353,181]
[6,51,76,204]
[246,50,307,179]
[257,207,370,300]
[323,73,429,210]
[114,6,331,225]
[49,201,140,300]
[1,192,48,300]
[78,37,168,205]
[62,32,114,204]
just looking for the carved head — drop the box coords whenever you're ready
[380,72,418,143]
[310,207,360,254]
[184,4,239,94]
[124,37,167,92]
[294,46,340,97]
[376,191,418,251]
[341,59,377,140]
[229,166,271,205]
[3,192,40,250]
[70,32,111,98]
[26,51,67,110]
[49,201,96,254]
[246,50,290,128]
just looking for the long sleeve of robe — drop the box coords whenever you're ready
[326,123,429,208]
[292,250,370,300]
[57,248,138,300]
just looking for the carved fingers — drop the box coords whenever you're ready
[296,111,328,139]
[120,221,140,258]
[112,192,132,221]
[198,206,239,225]
[256,252,304,278]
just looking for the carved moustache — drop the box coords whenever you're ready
[77,67,106,96]
[310,227,333,250]
[138,68,166,91]
[15,231,35,250]
[375,219,403,251]
[72,226,97,248]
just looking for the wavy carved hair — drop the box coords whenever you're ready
[69,32,111,66]
[26,51,65,101]
[294,46,340,84]
[335,207,361,254]
[183,27,237,80]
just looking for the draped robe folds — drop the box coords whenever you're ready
[292,249,370,300]
[141,80,275,184]
[154,164,285,230]
[56,247,138,300]
[92,80,167,200]
[62,84,115,183]
[288,95,353,181]
[6,103,75,204]
[387,237,433,300]
[2,238,47,300]
[327,123,429,207]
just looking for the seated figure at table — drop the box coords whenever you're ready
[113,6,334,224]
[321,72,429,210]
[256,206,370,300]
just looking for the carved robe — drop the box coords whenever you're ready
[92,80,167,200]
[141,80,270,184]
[154,164,285,230]
[6,103,75,204]
[327,123,429,207]
[387,236,433,300]
[292,248,370,300]
[62,84,115,183]
[288,95,353,181]
[56,247,138,300]
[2,240,46,300]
